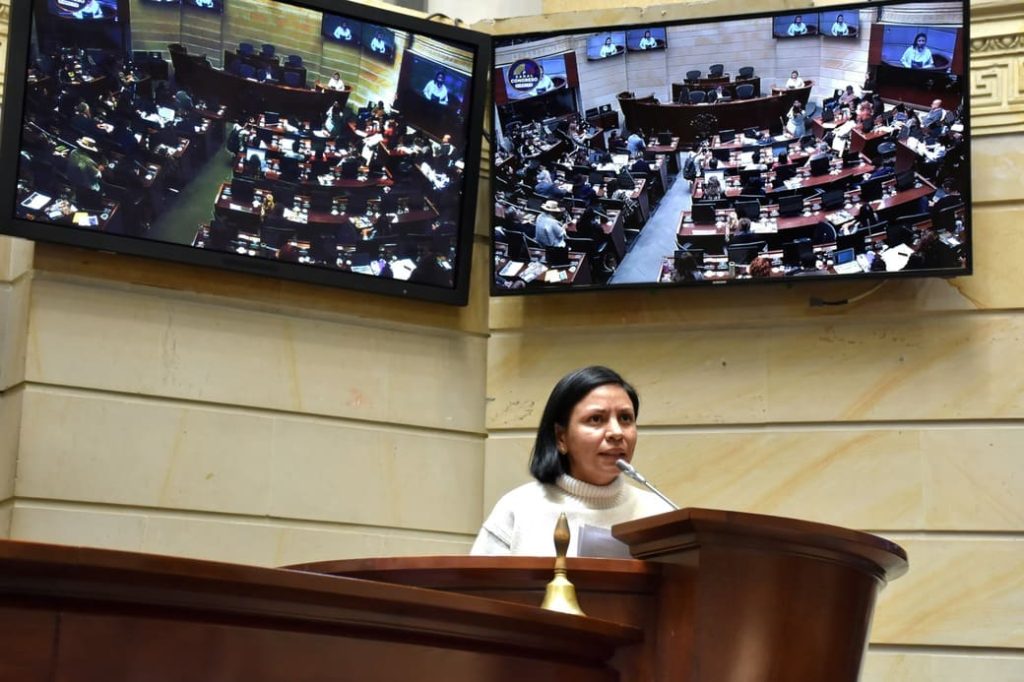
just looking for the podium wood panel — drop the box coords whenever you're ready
[0,540,638,682]
[296,508,907,682]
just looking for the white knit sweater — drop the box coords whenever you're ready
[469,474,673,556]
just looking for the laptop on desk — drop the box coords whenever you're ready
[832,247,863,274]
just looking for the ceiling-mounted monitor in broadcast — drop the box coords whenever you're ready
[2,0,490,305]
[490,0,970,295]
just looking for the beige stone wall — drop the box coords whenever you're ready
[484,0,1024,679]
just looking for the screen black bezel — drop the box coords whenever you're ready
[488,0,972,297]
[1,0,491,306]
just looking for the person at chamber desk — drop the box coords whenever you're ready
[901,33,934,69]
[534,166,567,198]
[327,72,345,91]
[571,174,598,206]
[66,146,104,204]
[432,133,456,169]
[787,100,808,137]
[599,36,618,58]
[828,14,849,36]
[534,200,567,248]
[706,84,728,103]
[638,30,658,50]
[839,84,857,107]
[702,174,723,201]
[787,15,809,36]
[422,71,449,105]
[470,366,673,556]
[922,98,948,128]
[630,154,651,174]
[785,70,805,89]
[626,129,646,156]
[324,99,345,137]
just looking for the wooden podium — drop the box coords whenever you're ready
[0,508,906,681]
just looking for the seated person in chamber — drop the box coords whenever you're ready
[422,71,449,105]
[922,98,948,128]
[707,84,728,103]
[333,21,353,41]
[534,200,567,247]
[600,37,617,58]
[831,14,851,36]
[534,166,567,198]
[901,33,934,69]
[626,129,646,155]
[787,15,809,36]
[471,366,672,556]
[786,70,805,89]
[638,30,658,50]
[370,31,388,54]
[839,84,857,107]
[327,72,345,91]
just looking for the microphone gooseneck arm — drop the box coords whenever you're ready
[615,459,680,510]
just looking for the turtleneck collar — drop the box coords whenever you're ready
[555,473,627,508]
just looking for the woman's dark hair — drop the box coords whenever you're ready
[529,366,639,483]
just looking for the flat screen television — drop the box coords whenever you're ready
[880,25,958,72]
[322,13,362,46]
[625,27,667,52]
[2,0,490,305]
[586,32,625,61]
[773,13,817,38]
[362,24,396,63]
[818,9,860,39]
[183,0,223,13]
[490,0,970,294]
[47,0,120,21]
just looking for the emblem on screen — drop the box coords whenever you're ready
[507,59,542,91]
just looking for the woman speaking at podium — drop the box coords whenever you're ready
[471,366,672,556]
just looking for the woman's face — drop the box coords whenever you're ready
[605,37,612,45]
[916,35,927,48]
[556,384,638,486]
[837,15,844,22]
[791,71,799,79]
[644,31,651,38]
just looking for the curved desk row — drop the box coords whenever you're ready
[169,46,350,120]
[619,83,812,145]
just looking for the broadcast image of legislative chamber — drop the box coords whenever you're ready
[491,1,968,291]
[15,0,477,287]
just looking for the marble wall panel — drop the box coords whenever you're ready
[0,237,33,284]
[862,649,1024,681]
[0,277,29,393]
[0,389,22,503]
[487,312,1024,428]
[25,277,487,433]
[8,501,473,566]
[483,427,1024,531]
[873,536,1024,647]
[16,386,484,534]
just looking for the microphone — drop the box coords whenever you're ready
[615,459,680,510]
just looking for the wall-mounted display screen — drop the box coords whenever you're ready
[625,27,667,52]
[362,24,396,63]
[322,13,361,46]
[819,9,860,38]
[2,0,490,305]
[773,13,817,38]
[183,0,223,13]
[881,25,958,71]
[586,33,625,61]
[497,53,571,102]
[47,0,119,21]
[490,0,970,295]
